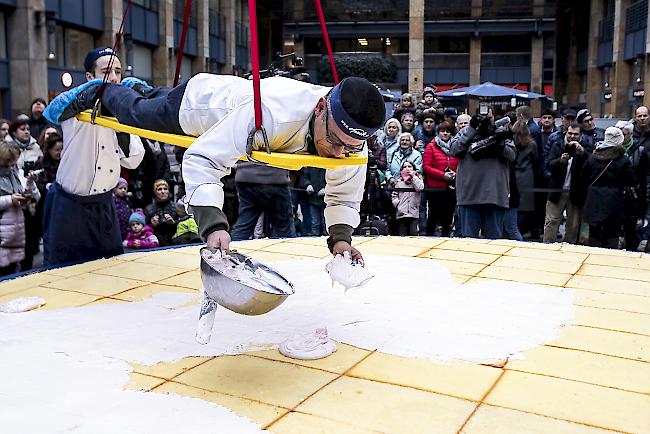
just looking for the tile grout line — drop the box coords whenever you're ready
[455,368,506,433]
[479,402,632,434]
[503,367,650,395]
[570,323,650,338]
[262,349,378,431]
[543,344,650,364]
[574,303,650,316]
[148,356,217,392]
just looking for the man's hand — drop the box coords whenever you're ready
[560,153,571,163]
[150,215,160,227]
[317,188,326,196]
[332,241,364,265]
[306,185,314,194]
[575,143,584,155]
[206,229,231,253]
[163,213,175,223]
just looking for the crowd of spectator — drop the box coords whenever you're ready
[2,88,650,277]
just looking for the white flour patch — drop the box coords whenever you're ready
[0,255,574,433]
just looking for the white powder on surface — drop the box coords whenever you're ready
[0,255,574,433]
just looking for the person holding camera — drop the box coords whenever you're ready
[144,179,178,246]
[450,110,516,239]
[542,123,586,243]
[422,121,459,236]
[391,160,424,236]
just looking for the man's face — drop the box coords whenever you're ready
[566,126,581,142]
[541,115,555,129]
[87,56,122,84]
[423,118,435,133]
[456,116,470,130]
[424,94,434,104]
[581,114,595,131]
[31,101,45,116]
[154,184,170,201]
[401,114,414,130]
[635,107,649,128]
[313,100,365,158]
[561,116,575,128]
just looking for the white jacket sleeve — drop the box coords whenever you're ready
[119,135,145,169]
[182,102,257,209]
[323,146,367,230]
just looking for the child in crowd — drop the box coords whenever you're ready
[144,179,178,246]
[172,198,201,245]
[415,87,442,123]
[113,178,132,240]
[0,141,40,276]
[391,160,424,236]
[392,93,416,123]
[123,210,159,249]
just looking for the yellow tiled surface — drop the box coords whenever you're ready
[4,237,650,434]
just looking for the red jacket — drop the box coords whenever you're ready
[422,140,459,188]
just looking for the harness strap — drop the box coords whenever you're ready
[174,0,193,87]
[248,0,262,131]
[313,0,338,84]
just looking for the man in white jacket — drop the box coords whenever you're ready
[44,74,385,262]
[42,48,144,265]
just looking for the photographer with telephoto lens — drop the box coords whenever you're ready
[450,107,516,238]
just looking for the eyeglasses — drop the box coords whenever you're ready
[325,105,365,154]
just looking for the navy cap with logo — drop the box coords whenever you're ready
[84,47,115,72]
[328,77,386,141]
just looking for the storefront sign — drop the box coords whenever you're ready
[633,89,645,98]
[604,91,612,101]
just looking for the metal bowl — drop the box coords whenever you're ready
[199,247,295,315]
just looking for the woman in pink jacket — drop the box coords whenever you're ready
[391,160,424,235]
[422,122,459,236]
[0,141,40,275]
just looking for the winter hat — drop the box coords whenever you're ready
[153,179,169,193]
[117,177,128,188]
[596,126,624,150]
[328,77,386,141]
[615,120,634,133]
[129,210,146,225]
[84,47,115,72]
[576,109,591,124]
[423,87,435,98]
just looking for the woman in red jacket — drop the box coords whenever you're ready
[422,122,459,236]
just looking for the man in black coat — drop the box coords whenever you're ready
[543,123,588,243]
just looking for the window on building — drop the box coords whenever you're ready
[132,0,159,11]
[51,26,95,70]
[174,0,198,26]
[0,13,6,59]
[132,44,153,83]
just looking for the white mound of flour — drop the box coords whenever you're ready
[0,255,574,433]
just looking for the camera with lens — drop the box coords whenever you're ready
[565,141,577,158]
[444,167,456,190]
[468,116,511,159]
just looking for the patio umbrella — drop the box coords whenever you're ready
[437,82,547,99]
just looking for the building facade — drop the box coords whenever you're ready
[555,0,650,118]
[0,0,251,118]
[283,0,556,103]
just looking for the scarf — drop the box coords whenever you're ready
[435,136,452,156]
[398,145,413,159]
[0,165,24,195]
[12,135,31,151]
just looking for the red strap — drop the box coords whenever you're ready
[313,0,338,84]
[174,0,193,87]
[248,0,262,130]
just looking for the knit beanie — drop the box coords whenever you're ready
[117,177,128,188]
[423,87,435,98]
[576,109,591,124]
[153,179,169,193]
[596,127,624,150]
[129,210,146,225]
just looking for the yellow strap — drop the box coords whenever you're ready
[76,111,367,171]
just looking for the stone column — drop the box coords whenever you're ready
[530,37,544,115]
[644,0,650,108]
[8,0,48,114]
[153,0,174,86]
[408,0,424,98]
[585,0,602,116]
[565,7,581,107]
[468,0,482,114]
[195,0,209,73]
[611,0,630,116]
[222,0,237,74]
[99,0,124,60]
